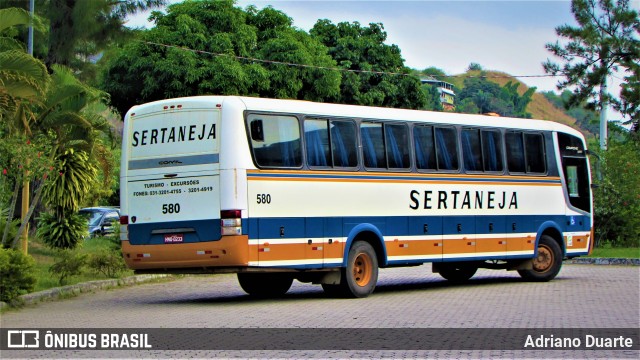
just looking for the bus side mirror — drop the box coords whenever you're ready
[251,120,264,141]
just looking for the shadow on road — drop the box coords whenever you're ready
[142,272,571,305]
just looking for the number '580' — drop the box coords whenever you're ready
[162,203,181,214]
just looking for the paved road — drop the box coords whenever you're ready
[2,264,639,359]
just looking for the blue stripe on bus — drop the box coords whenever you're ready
[247,214,591,240]
[128,214,591,249]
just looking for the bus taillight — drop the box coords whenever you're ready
[221,210,242,236]
[119,215,129,241]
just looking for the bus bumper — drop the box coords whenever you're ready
[122,235,249,270]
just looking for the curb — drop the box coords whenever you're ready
[0,274,171,310]
[564,257,640,266]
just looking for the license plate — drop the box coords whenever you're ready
[164,234,184,243]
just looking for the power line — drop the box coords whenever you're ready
[139,40,564,80]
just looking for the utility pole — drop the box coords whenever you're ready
[599,75,608,151]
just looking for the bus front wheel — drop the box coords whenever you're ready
[237,273,293,297]
[518,235,563,282]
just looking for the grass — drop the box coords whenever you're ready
[587,247,640,259]
[27,235,133,292]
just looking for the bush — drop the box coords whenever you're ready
[593,140,640,247]
[0,217,19,248]
[37,212,88,250]
[87,249,127,278]
[49,250,87,285]
[0,248,37,303]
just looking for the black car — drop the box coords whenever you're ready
[79,207,120,238]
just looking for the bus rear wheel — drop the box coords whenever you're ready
[237,273,293,297]
[325,241,378,298]
[438,263,478,283]
[518,235,563,282]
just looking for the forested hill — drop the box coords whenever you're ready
[449,70,583,132]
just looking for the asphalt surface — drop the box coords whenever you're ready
[1,263,638,359]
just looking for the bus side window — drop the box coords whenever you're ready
[525,133,546,173]
[413,125,437,170]
[461,129,482,171]
[385,123,410,169]
[247,114,302,168]
[331,120,358,168]
[305,119,330,167]
[506,131,546,174]
[435,127,458,171]
[506,132,526,173]
[305,118,357,169]
[481,129,503,172]
[361,122,385,168]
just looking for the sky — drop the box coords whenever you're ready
[126,0,640,121]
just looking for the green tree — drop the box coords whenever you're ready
[467,62,483,71]
[543,0,639,125]
[0,0,166,81]
[0,8,49,130]
[0,134,53,248]
[418,66,447,78]
[0,7,51,253]
[456,76,534,118]
[310,20,425,109]
[34,65,107,250]
[100,0,341,116]
[421,84,444,111]
[246,5,340,101]
[592,137,640,247]
[1,7,114,252]
[543,90,601,134]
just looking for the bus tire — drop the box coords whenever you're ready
[438,263,477,283]
[518,235,563,282]
[237,273,293,297]
[332,240,379,298]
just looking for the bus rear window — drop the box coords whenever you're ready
[247,114,302,168]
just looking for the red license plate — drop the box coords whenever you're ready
[164,234,184,243]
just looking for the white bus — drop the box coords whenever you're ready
[120,96,593,298]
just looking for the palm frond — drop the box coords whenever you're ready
[0,8,30,33]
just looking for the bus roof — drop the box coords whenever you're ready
[234,97,586,139]
[128,95,586,140]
